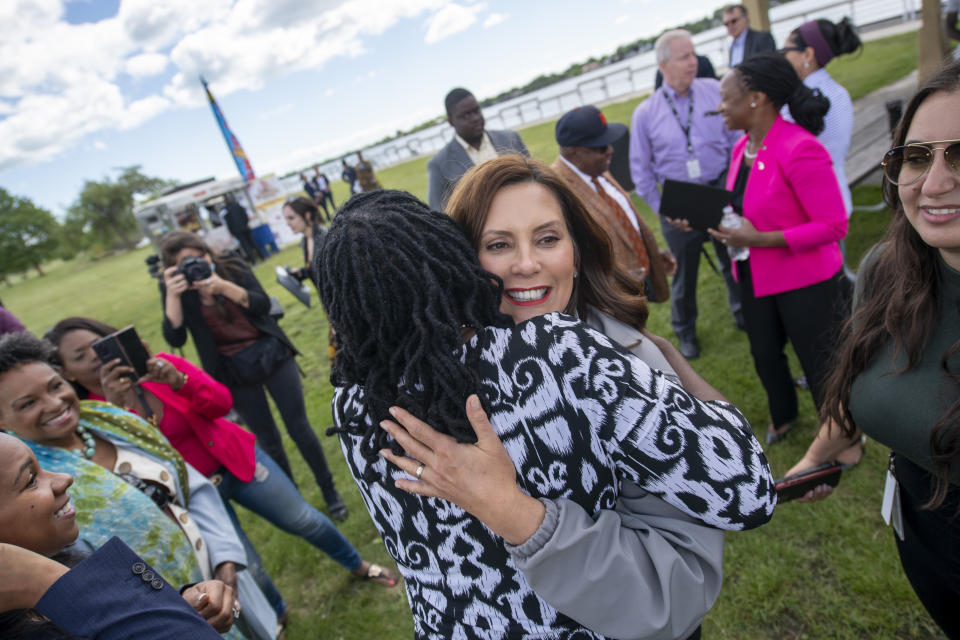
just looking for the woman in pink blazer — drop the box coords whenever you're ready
[711,53,849,445]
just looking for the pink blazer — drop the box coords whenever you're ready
[726,116,847,297]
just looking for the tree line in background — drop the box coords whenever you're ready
[0,166,174,284]
[371,1,795,147]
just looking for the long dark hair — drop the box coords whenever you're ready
[736,52,830,135]
[446,155,649,331]
[319,190,512,472]
[158,230,247,283]
[822,60,960,509]
[44,317,119,398]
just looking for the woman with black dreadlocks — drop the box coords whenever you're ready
[319,189,776,640]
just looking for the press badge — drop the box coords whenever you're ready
[686,158,701,180]
[881,456,904,541]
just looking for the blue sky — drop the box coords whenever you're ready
[0,0,724,217]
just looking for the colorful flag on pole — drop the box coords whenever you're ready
[201,77,255,183]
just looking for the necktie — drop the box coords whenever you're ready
[591,177,650,274]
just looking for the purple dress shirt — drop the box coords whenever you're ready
[629,78,741,214]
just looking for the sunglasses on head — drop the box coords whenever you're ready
[881,139,960,186]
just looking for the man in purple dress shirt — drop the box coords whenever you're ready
[629,29,744,359]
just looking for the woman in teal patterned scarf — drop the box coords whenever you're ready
[0,332,276,640]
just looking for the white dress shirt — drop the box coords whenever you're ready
[456,131,498,166]
[559,155,641,231]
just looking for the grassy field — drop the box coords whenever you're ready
[2,30,943,640]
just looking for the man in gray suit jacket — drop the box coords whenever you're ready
[723,4,775,67]
[427,88,529,211]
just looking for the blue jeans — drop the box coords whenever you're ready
[217,448,364,615]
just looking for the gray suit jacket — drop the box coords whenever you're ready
[426,128,529,211]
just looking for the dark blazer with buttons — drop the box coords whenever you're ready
[34,536,222,639]
[730,28,776,66]
[427,129,529,211]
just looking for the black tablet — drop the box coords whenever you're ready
[660,179,734,233]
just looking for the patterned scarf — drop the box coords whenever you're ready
[11,401,203,588]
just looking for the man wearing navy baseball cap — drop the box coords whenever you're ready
[551,105,675,305]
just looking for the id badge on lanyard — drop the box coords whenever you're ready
[686,158,701,179]
[881,451,905,540]
[665,89,699,180]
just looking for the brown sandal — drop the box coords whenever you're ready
[358,562,398,588]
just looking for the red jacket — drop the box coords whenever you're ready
[92,352,256,481]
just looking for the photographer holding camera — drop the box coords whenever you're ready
[158,231,349,522]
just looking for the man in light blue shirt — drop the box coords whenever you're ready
[630,30,744,359]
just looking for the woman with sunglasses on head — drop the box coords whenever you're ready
[780,18,862,217]
[159,230,349,522]
[786,60,960,636]
[706,52,849,446]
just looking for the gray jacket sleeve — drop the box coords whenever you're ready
[506,481,724,640]
[511,130,530,157]
[427,154,447,212]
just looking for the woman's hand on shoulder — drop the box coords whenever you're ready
[378,395,545,545]
[163,266,189,298]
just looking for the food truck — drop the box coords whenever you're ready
[133,175,299,254]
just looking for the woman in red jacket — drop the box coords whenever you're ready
[45,317,398,622]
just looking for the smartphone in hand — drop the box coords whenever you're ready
[775,462,843,503]
[90,326,150,380]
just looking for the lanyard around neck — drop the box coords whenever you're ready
[663,88,694,154]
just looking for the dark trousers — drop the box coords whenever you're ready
[235,229,264,264]
[893,453,960,638]
[736,261,849,426]
[660,217,742,341]
[318,191,336,220]
[229,356,335,490]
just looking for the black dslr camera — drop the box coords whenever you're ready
[177,256,213,284]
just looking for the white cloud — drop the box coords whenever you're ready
[614,14,631,24]
[482,12,506,28]
[92,140,107,151]
[0,0,453,171]
[125,53,169,77]
[424,2,485,44]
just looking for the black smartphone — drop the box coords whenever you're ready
[775,462,843,503]
[90,326,150,380]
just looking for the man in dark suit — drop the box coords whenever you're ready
[223,194,263,264]
[427,88,529,211]
[723,3,775,67]
[550,105,675,304]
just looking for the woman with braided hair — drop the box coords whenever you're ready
[708,52,850,446]
[320,189,776,639]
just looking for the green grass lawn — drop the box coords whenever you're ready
[1,31,942,640]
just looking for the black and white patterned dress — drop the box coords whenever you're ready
[334,313,775,639]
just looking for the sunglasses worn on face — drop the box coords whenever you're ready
[777,46,805,55]
[724,16,741,26]
[881,139,960,186]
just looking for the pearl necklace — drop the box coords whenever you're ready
[744,139,766,160]
[74,424,96,459]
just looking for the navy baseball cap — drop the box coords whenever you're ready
[555,105,627,147]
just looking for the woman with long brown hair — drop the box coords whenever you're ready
[365,157,773,639]
[158,231,349,521]
[787,60,960,636]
